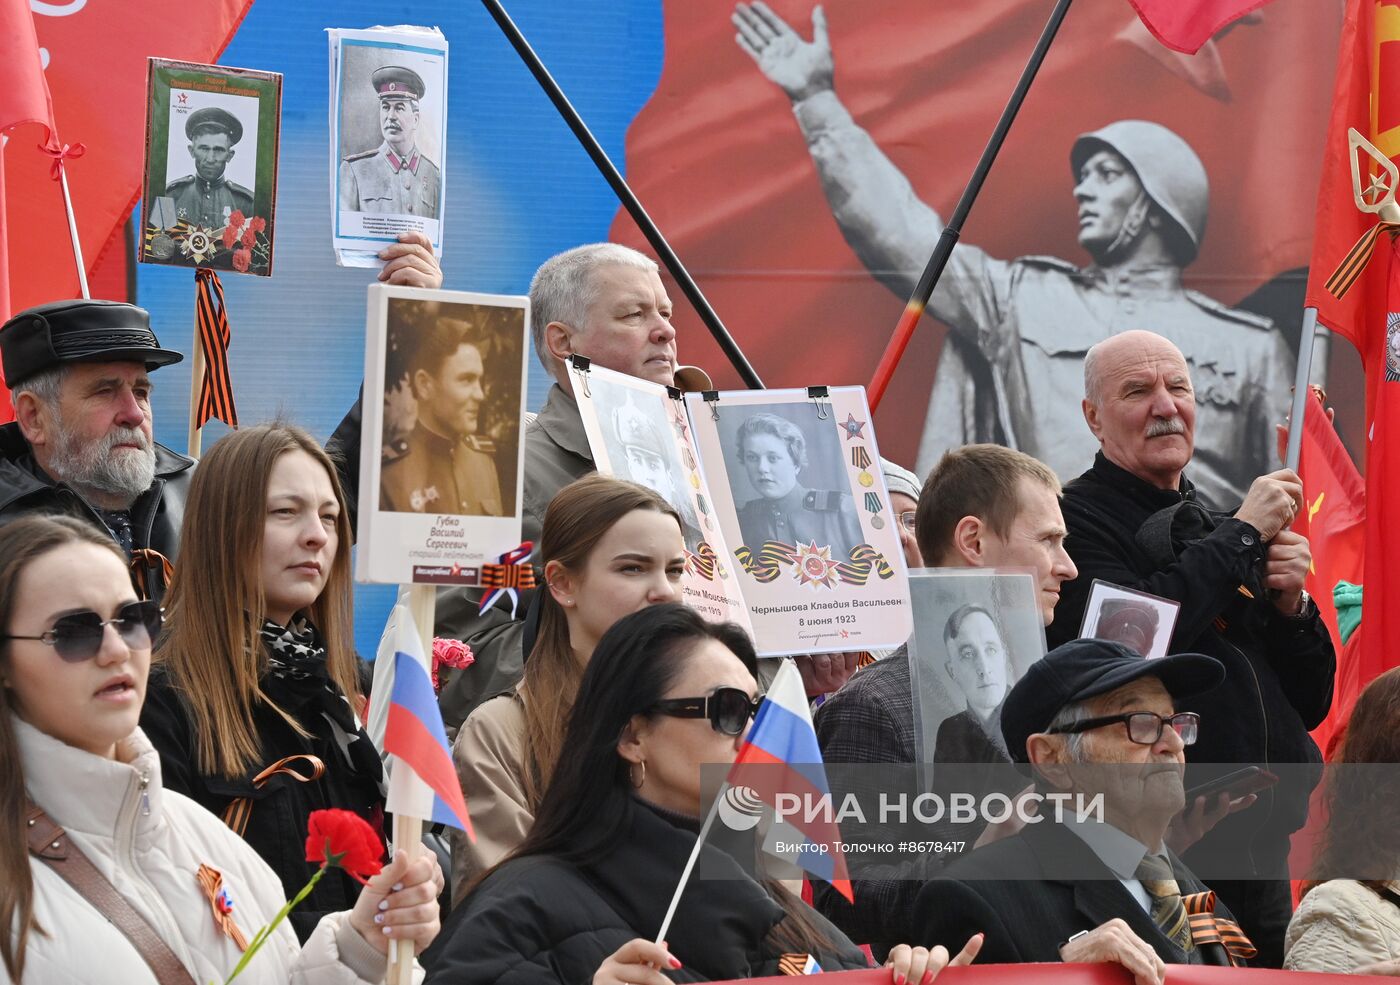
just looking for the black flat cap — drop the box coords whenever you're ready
[1000,638,1224,762]
[0,299,184,386]
[185,106,243,145]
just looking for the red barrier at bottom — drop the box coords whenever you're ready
[713,963,1387,984]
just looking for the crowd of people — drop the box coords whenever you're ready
[0,228,1394,984]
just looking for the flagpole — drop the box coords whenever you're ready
[186,343,206,458]
[57,162,89,299]
[654,786,724,945]
[1284,306,1320,472]
[867,0,1076,412]
[477,0,764,390]
[386,583,434,985]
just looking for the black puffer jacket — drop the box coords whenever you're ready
[424,800,871,984]
[1050,453,1335,873]
[0,422,193,602]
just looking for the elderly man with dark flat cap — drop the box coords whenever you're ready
[0,300,190,601]
[339,65,442,218]
[912,639,1255,980]
[164,106,255,230]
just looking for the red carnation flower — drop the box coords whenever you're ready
[241,226,257,249]
[248,216,267,234]
[232,248,251,273]
[305,809,384,884]
[221,223,240,249]
[431,636,475,690]
[228,209,246,230]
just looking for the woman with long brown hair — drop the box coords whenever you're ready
[1285,666,1400,972]
[0,514,439,983]
[449,474,685,900]
[141,423,402,941]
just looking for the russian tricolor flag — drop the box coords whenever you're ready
[379,604,474,838]
[728,660,852,901]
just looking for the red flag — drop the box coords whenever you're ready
[1124,0,1279,54]
[1304,0,1400,753]
[0,1,252,318]
[1292,392,1365,757]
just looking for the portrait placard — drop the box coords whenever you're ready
[573,359,752,631]
[356,283,527,586]
[329,26,448,268]
[1077,579,1180,660]
[907,569,1047,766]
[140,58,281,275]
[685,387,912,656]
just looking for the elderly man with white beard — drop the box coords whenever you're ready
[0,300,190,603]
[1047,329,1335,967]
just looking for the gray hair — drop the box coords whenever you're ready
[12,365,67,409]
[1045,697,1092,763]
[528,243,659,372]
[1083,340,1106,407]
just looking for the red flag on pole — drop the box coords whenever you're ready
[1124,0,1279,54]
[1305,0,1400,750]
[0,0,60,421]
[1292,392,1366,757]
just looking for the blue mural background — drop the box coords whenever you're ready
[135,0,663,657]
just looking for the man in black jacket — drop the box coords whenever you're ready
[914,639,1251,976]
[1048,329,1335,967]
[0,300,191,602]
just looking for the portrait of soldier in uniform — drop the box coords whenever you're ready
[380,315,503,517]
[731,411,862,556]
[340,65,442,218]
[607,398,704,551]
[734,2,1294,510]
[163,106,255,230]
[1093,599,1161,656]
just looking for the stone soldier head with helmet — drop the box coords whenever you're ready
[1069,119,1208,269]
[611,399,674,500]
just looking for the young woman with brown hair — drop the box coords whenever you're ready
[1285,666,1400,973]
[449,474,685,900]
[141,423,402,941]
[0,514,439,984]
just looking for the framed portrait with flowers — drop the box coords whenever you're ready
[139,58,282,276]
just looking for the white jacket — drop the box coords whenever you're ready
[11,718,404,985]
[1284,878,1400,973]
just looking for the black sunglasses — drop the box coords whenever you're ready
[1047,710,1199,747]
[1,601,163,663]
[649,686,763,736]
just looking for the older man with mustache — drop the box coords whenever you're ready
[1047,330,1335,967]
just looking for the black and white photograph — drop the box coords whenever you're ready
[1078,580,1181,660]
[908,569,1047,765]
[685,386,911,656]
[330,27,447,266]
[378,297,522,518]
[140,59,281,275]
[579,368,704,551]
[715,402,863,558]
[356,285,528,588]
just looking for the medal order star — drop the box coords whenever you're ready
[794,540,840,589]
[840,413,866,441]
[1364,172,1393,205]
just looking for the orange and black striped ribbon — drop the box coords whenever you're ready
[128,548,173,602]
[195,269,238,428]
[221,754,325,838]
[1325,220,1400,300]
[835,544,895,585]
[1182,890,1257,966]
[735,541,799,582]
[196,863,249,951]
[686,541,719,580]
[480,561,537,590]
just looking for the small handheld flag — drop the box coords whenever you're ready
[381,603,474,838]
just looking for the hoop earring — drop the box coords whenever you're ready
[630,760,646,789]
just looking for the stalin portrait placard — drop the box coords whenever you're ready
[140,59,282,275]
[329,26,448,268]
[356,284,527,587]
[685,386,912,656]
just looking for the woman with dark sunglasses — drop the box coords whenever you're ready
[139,423,442,941]
[449,474,685,900]
[426,603,979,984]
[0,514,439,983]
